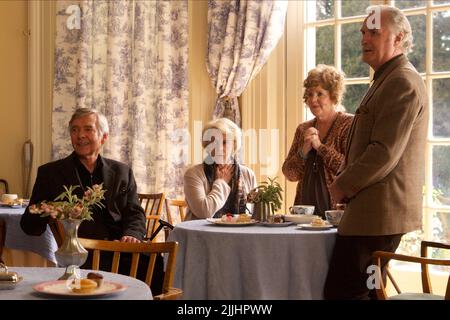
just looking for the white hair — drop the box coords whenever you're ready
[202,117,242,152]
[367,5,413,54]
[68,108,109,137]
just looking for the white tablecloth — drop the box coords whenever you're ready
[0,267,152,300]
[168,220,337,300]
[0,207,58,264]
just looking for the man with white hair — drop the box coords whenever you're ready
[326,5,428,299]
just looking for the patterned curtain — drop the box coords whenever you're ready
[52,0,189,198]
[206,0,287,126]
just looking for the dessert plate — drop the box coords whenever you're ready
[297,223,332,231]
[0,202,23,208]
[283,214,318,224]
[259,221,294,227]
[206,218,258,226]
[33,280,127,298]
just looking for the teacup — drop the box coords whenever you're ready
[325,210,344,226]
[289,205,315,215]
[1,193,18,204]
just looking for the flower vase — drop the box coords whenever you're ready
[252,202,272,222]
[54,219,88,279]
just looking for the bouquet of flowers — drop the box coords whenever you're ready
[29,184,106,221]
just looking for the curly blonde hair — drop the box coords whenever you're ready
[303,65,346,107]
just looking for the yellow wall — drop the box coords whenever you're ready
[0,0,28,197]
[188,0,216,165]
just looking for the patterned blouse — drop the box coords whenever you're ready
[282,112,354,209]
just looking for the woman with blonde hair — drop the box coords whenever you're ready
[282,65,353,218]
[184,118,257,220]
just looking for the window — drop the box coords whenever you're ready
[302,0,450,258]
[304,0,371,117]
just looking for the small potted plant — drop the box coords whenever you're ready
[247,177,283,222]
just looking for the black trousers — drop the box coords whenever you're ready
[323,233,403,300]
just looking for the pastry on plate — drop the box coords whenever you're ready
[87,272,104,288]
[311,217,327,227]
[71,278,98,293]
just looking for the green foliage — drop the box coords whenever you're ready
[342,23,369,78]
[433,79,450,137]
[341,0,369,17]
[343,84,368,114]
[433,146,450,198]
[247,177,283,213]
[316,25,334,66]
[316,0,333,20]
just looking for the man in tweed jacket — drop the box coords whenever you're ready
[325,5,428,299]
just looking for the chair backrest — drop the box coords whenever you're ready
[138,193,165,240]
[0,179,9,196]
[78,238,182,300]
[372,241,450,300]
[165,198,187,224]
[0,218,6,263]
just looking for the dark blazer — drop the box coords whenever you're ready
[335,54,428,236]
[20,153,146,241]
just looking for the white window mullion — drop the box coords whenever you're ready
[335,0,341,70]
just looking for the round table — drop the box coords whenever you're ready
[168,219,337,299]
[0,267,152,300]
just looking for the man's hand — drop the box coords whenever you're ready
[330,181,347,204]
[120,235,141,243]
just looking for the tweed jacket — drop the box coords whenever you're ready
[282,112,354,209]
[184,164,257,220]
[335,55,428,236]
[20,152,146,240]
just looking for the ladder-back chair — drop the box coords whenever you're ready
[78,238,182,300]
[138,193,165,241]
[372,241,450,300]
[165,198,187,224]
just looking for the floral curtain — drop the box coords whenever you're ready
[52,0,189,198]
[206,0,287,126]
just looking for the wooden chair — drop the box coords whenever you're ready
[164,198,187,224]
[0,218,6,263]
[138,193,165,241]
[372,241,450,300]
[0,179,9,196]
[49,219,64,248]
[78,238,182,300]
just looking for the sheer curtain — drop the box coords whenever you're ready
[206,0,287,126]
[52,0,189,198]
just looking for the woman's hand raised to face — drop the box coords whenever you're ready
[216,164,234,184]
